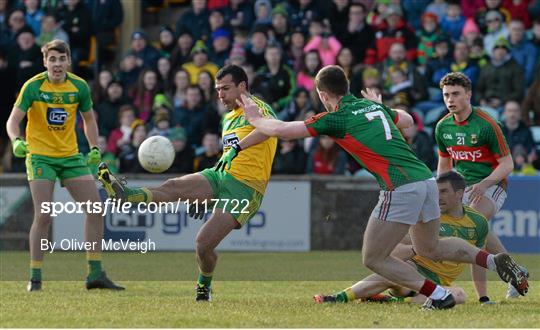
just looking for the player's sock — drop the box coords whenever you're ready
[30,260,42,281]
[87,252,102,281]
[475,250,496,270]
[197,272,213,288]
[126,187,153,203]
[419,280,437,297]
[428,285,447,300]
[335,287,356,303]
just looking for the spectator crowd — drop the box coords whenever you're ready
[1,0,539,176]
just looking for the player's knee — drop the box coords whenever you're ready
[161,178,177,192]
[452,287,466,304]
[362,253,383,272]
[33,213,52,227]
[195,236,214,256]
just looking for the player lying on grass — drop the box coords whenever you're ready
[5,39,123,292]
[237,65,528,310]
[96,65,278,301]
[435,72,526,301]
[314,171,491,306]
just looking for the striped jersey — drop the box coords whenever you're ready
[435,107,510,186]
[413,206,488,286]
[14,71,93,157]
[304,94,433,190]
[222,96,277,194]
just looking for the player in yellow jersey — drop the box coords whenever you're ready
[5,40,123,291]
[97,65,277,301]
[314,171,489,306]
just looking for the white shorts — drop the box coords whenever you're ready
[463,184,507,214]
[370,178,440,225]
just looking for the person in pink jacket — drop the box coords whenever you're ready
[296,50,322,91]
[303,29,342,66]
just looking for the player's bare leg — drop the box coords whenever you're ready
[410,218,528,296]
[470,195,508,301]
[362,218,430,291]
[194,210,238,301]
[315,272,466,305]
[98,163,213,203]
[63,175,124,290]
[146,173,214,202]
[27,180,55,291]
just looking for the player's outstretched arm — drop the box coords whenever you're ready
[239,94,311,140]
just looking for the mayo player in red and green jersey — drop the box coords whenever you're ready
[435,72,524,301]
[241,65,528,310]
[5,40,123,292]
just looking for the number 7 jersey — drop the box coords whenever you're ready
[304,94,433,190]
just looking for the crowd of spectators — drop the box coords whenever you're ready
[1,0,540,176]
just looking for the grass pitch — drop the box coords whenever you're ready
[1,251,538,328]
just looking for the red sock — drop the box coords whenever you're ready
[419,280,437,297]
[475,250,489,269]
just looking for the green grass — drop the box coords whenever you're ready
[1,252,538,328]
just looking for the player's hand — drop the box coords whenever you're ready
[214,144,241,172]
[87,146,102,165]
[237,93,262,123]
[12,137,28,158]
[466,182,488,205]
[361,88,382,104]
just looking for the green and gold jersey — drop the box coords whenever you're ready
[15,71,93,157]
[304,94,433,190]
[413,206,488,286]
[222,96,277,194]
[435,107,510,186]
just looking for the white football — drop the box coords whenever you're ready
[138,136,175,173]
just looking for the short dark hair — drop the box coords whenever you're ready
[41,39,71,59]
[315,65,349,96]
[216,64,249,89]
[439,72,472,91]
[436,171,466,192]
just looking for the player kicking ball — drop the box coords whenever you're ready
[97,65,278,301]
[239,65,528,309]
[314,171,491,306]
[435,72,528,301]
[5,40,123,291]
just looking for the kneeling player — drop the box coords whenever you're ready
[314,172,490,306]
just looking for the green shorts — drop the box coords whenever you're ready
[200,168,264,227]
[413,261,442,285]
[26,153,91,181]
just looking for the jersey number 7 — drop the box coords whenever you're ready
[366,111,392,140]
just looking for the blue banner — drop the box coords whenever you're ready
[492,176,540,253]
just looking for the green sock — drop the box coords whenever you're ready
[335,291,349,303]
[30,260,42,281]
[126,187,153,203]
[87,252,102,280]
[197,274,212,287]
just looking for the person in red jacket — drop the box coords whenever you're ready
[365,4,417,64]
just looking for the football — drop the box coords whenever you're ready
[137,135,175,173]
